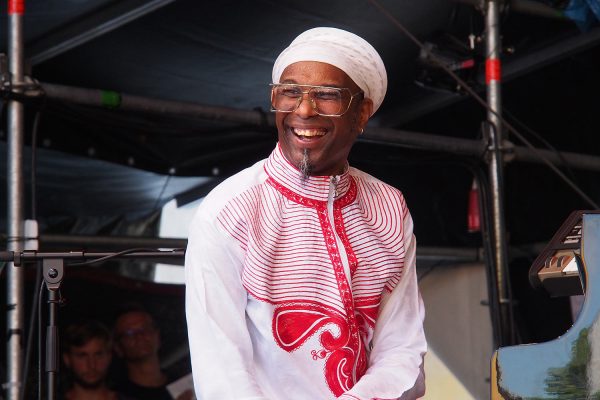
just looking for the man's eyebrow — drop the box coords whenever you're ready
[278,80,345,88]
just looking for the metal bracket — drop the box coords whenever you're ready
[0,53,9,89]
[43,258,64,291]
[0,53,44,100]
[484,139,515,163]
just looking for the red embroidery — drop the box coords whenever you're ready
[272,301,367,396]
[333,206,359,277]
[265,177,370,396]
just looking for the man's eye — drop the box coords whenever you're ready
[280,88,302,97]
[313,90,341,101]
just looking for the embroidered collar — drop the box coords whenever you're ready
[264,144,352,202]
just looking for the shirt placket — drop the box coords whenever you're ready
[327,175,353,284]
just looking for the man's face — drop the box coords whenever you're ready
[114,311,160,362]
[275,61,373,177]
[62,337,112,389]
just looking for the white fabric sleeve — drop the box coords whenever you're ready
[185,214,268,400]
[341,212,427,400]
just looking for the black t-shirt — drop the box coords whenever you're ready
[57,389,135,400]
[115,379,173,400]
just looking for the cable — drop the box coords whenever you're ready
[68,248,163,267]
[153,174,172,212]
[470,162,505,348]
[367,0,598,209]
[37,280,45,400]
[21,105,45,400]
[503,107,578,181]
[30,103,45,221]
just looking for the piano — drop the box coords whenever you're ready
[491,210,600,399]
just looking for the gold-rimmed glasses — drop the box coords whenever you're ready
[270,83,363,117]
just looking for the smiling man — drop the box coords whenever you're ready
[185,27,426,400]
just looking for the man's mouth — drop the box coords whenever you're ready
[292,127,327,138]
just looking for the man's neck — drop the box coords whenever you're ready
[66,384,114,400]
[126,356,168,388]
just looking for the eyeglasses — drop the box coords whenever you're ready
[116,325,156,342]
[270,83,363,117]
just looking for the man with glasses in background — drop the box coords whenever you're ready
[113,306,194,400]
[185,27,426,400]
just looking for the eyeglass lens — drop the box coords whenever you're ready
[118,324,155,341]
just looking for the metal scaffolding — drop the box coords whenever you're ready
[484,0,513,347]
[6,1,25,400]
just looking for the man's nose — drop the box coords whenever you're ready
[294,94,318,118]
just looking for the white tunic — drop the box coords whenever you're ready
[185,145,426,400]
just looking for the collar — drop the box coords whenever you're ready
[264,144,352,202]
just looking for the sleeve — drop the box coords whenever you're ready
[185,211,268,400]
[341,210,427,400]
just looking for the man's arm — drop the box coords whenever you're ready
[398,359,425,400]
[341,212,427,400]
[185,214,267,400]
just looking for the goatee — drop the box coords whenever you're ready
[299,149,312,182]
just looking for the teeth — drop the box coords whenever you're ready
[293,128,326,137]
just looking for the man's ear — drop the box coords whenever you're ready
[358,98,373,131]
[62,353,71,368]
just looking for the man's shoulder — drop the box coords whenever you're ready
[194,159,268,217]
[350,166,404,197]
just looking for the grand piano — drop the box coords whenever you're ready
[491,210,600,399]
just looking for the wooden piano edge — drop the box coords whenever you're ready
[490,351,501,400]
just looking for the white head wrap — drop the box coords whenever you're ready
[272,27,388,115]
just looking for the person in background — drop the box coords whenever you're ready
[61,319,128,400]
[113,306,194,400]
[185,26,426,400]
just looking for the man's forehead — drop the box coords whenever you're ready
[69,337,110,353]
[280,61,358,89]
[116,311,153,329]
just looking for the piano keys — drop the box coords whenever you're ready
[528,210,596,297]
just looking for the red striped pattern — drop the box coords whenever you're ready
[216,147,410,394]
[216,147,408,319]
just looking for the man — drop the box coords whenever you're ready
[113,307,194,400]
[185,27,426,400]
[61,320,125,400]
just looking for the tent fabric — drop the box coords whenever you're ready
[0,141,209,226]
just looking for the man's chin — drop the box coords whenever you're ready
[73,375,104,389]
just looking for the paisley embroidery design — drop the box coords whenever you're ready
[272,301,372,396]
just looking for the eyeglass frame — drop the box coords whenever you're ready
[116,323,157,342]
[269,83,364,117]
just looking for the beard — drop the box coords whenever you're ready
[299,149,312,182]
